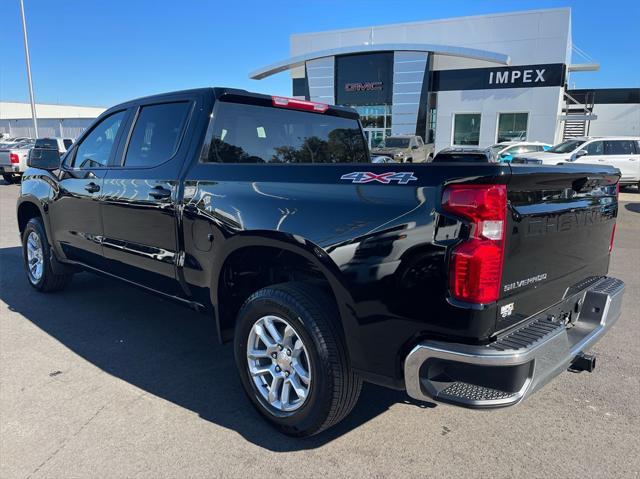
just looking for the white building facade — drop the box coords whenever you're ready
[251,8,639,152]
[0,102,105,139]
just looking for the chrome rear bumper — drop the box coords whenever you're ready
[404,277,625,408]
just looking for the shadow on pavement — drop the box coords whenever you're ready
[0,245,434,451]
[624,203,640,213]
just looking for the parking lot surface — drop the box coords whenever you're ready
[1,182,639,479]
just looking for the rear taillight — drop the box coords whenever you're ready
[272,96,329,113]
[10,153,19,164]
[442,184,507,304]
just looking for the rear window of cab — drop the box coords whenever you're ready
[200,101,369,164]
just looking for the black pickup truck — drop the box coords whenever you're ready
[18,88,624,437]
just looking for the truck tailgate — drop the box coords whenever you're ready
[497,164,619,330]
[0,150,12,166]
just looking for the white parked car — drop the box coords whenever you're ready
[516,136,640,186]
[487,141,552,163]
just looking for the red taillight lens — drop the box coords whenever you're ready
[271,96,329,113]
[10,153,19,164]
[443,184,507,303]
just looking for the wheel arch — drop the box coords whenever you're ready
[211,233,355,348]
[16,197,47,237]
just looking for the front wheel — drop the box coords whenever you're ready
[22,217,72,292]
[234,282,362,437]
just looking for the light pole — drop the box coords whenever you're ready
[19,0,38,138]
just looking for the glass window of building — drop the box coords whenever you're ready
[453,113,481,146]
[497,113,528,142]
[426,92,438,144]
[350,105,392,148]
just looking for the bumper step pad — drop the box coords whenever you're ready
[489,318,564,351]
[439,382,518,402]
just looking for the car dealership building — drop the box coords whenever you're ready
[251,8,640,152]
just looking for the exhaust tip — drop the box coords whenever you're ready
[570,352,596,373]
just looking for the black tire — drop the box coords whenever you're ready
[405,157,413,163]
[22,217,72,292]
[234,282,362,437]
[2,173,20,184]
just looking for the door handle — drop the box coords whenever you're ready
[149,185,171,199]
[84,182,100,193]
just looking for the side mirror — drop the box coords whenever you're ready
[573,149,588,160]
[28,148,61,171]
[411,145,418,150]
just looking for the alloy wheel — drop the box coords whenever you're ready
[26,231,44,284]
[246,315,311,413]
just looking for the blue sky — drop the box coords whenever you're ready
[1,0,638,107]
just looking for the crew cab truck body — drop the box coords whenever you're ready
[18,88,624,436]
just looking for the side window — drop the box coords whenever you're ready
[63,139,73,150]
[605,140,636,156]
[416,137,424,147]
[74,110,127,168]
[453,114,481,146]
[123,102,190,168]
[516,145,539,154]
[584,141,603,155]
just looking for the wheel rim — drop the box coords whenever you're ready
[26,231,44,283]
[246,315,311,413]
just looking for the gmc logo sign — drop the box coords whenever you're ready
[345,81,383,92]
[489,68,546,85]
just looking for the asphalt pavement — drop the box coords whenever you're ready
[1,181,639,479]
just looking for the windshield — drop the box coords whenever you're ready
[381,138,410,148]
[202,101,369,164]
[547,139,585,154]
[488,144,507,155]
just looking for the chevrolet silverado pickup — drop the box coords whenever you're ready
[17,88,624,437]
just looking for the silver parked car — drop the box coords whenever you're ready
[0,139,35,183]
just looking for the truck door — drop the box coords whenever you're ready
[602,140,639,184]
[49,109,129,266]
[99,95,197,295]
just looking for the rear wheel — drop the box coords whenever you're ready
[234,282,362,437]
[2,173,20,184]
[22,217,72,292]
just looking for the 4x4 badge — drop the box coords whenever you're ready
[340,171,417,184]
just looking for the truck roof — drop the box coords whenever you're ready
[102,87,360,120]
